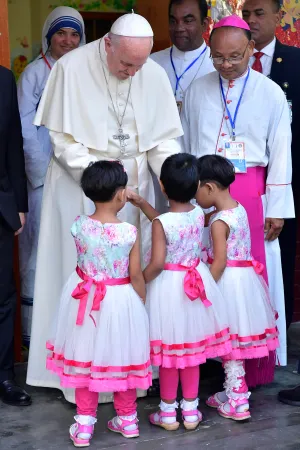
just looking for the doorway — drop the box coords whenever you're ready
[81,12,124,42]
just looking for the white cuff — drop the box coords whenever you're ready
[265,184,295,218]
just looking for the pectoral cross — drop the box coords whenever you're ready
[113,128,130,153]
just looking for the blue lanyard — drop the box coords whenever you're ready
[219,68,250,140]
[170,46,207,96]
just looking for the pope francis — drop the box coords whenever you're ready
[26,12,182,403]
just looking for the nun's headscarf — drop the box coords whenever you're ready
[42,6,86,54]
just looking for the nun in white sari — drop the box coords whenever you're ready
[17,7,85,348]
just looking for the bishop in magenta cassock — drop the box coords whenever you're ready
[182,15,294,387]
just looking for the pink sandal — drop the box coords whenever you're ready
[206,393,226,409]
[182,410,202,430]
[218,399,251,421]
[107,416,139,439]
[69,423,94,448]
[149,411,180,431]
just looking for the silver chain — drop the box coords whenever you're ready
[99,39,133,130]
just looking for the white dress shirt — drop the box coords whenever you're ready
[250,37,276,77]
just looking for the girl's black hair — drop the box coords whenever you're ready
[160,153,199,203]
[81,160,128,202]
[197,155,235,189]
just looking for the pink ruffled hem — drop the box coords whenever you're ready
[151,340,232,369]
[46,358,152,392]
[223,337,280,361]
[230,327,278,343]
[46,341,151,372]
[150,327,230,350]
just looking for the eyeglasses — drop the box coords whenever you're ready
[210,44,249,65]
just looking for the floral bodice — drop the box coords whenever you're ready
[157,206,204,266]
[208,203,252,261]
[71,216,137,281]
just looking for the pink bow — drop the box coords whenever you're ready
[184,262,212,307]
[164,260,212,308]
[72,273,107,326]
[72,266,130,326]
[252,260,264,275]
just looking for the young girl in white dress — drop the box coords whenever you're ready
[46,161,151,446]
[129,153,231,431]
[195,155,279,421]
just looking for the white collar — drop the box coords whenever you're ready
[172,41,207,61]
[100,36,109,69]
[254,37,276,58]
[220,68,250,84]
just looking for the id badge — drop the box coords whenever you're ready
[176,101,183,114]
[224,141,247,173]
[287,100,292,124]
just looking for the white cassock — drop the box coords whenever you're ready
[182,69,294,366]
[150,42,215,212]
[26,37,182,403]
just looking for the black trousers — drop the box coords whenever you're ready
[0,216,16,382]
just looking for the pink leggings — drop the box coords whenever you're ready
[159,366,200,400]
[75,388,137,417]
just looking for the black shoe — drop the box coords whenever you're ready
[147,379,160,398]
[278,385,300,406]
[0,380,32,406]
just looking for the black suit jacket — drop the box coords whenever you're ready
[270,40,300,197]
[0,66,27,231]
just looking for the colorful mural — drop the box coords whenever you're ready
[11,36,30,80]
[206,0,300,48]
[277,0,300,47]
[49,0,136,12]
[12,54,28,80]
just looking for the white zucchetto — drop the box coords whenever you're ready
[110,11,153,37]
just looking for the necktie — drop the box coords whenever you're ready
[252,52,264,73]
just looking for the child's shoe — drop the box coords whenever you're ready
[69,415,97,447]
[180,399,202,430]
[206,391,228,409]
[218,398,251,421]
[149,400,180,431]
[218,360,251,421]
[107,414,139,438]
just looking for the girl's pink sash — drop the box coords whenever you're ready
[164,259,212,307]
[207,256,264,275]
[72,266,130,325]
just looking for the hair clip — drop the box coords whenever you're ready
[115,159,127,173]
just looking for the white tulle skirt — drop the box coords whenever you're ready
[217,267,279,360]
[46,271,151,393]
[146,261,231,369]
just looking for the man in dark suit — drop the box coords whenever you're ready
[242,0,300,404]
[0,66,31,406]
